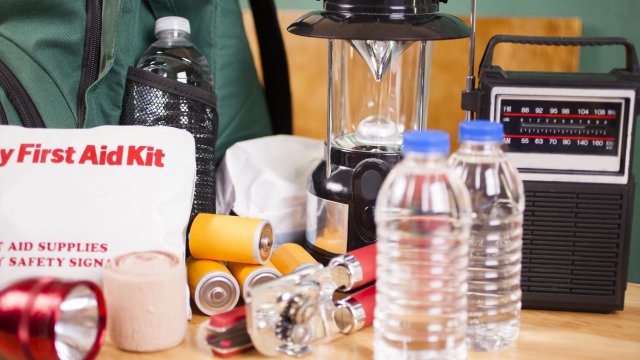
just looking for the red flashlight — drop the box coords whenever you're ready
[0,278,107,360]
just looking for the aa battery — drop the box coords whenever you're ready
[189,213,274,265]
[187,258,240,316]
[270,243,318,275]
[227,262,281,300]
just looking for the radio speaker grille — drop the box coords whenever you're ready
[521,180,633,312]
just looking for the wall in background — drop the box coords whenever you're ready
[267,0,640,73]
[245,0,640,282]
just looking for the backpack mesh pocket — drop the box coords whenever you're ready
[121,67,218,226]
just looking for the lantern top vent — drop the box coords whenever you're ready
[287,0,470,41]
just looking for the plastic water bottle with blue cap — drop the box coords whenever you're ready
[449,120,525,351]
[374,130,472,360]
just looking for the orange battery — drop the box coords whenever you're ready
[227,262,281,300]
[189,213,273,265]
[187,258,240,316]
[270,243,318,275]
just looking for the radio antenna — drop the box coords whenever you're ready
[465,0,478,120]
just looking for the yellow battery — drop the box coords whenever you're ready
[189,213,273,265]
[270,243,318,275]
[227,262,281,300]
[187,258,240,316]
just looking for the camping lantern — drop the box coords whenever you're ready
[288,0,470,262]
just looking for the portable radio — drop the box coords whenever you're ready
[462,36,640,312]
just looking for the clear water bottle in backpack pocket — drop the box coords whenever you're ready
[122,16,218,226]
[136,16,212,91]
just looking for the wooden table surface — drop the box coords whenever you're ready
[99,283,640,359]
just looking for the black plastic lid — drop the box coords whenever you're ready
[287,0,470,41]
[325,0,440,14]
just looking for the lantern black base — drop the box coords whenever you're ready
[306,147,401,263]
[304,241,340,266]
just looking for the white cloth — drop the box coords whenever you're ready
[216,135,323,246]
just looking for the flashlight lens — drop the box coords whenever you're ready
[54,285,100,360]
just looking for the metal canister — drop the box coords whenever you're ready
[189,213,273,265]
[187,258,240,316]
[270,243,318,275]
[227,262,281,300]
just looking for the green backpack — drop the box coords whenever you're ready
[0,0,277,160]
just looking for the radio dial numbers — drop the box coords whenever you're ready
[499,99,621,156]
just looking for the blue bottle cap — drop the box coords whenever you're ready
[402,130,450,155]
[459,120,504,142]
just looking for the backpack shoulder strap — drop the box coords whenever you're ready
[248,0,292,135]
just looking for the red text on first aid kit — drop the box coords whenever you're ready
[0,143,166,167]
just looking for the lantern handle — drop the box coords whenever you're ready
[326,39,334,178]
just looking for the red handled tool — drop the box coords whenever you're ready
[207,283,377,357]
[329,243,376,291]
[335,284,376,334]
[206,306,252,358]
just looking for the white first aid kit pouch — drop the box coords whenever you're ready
[0,125,195,289]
